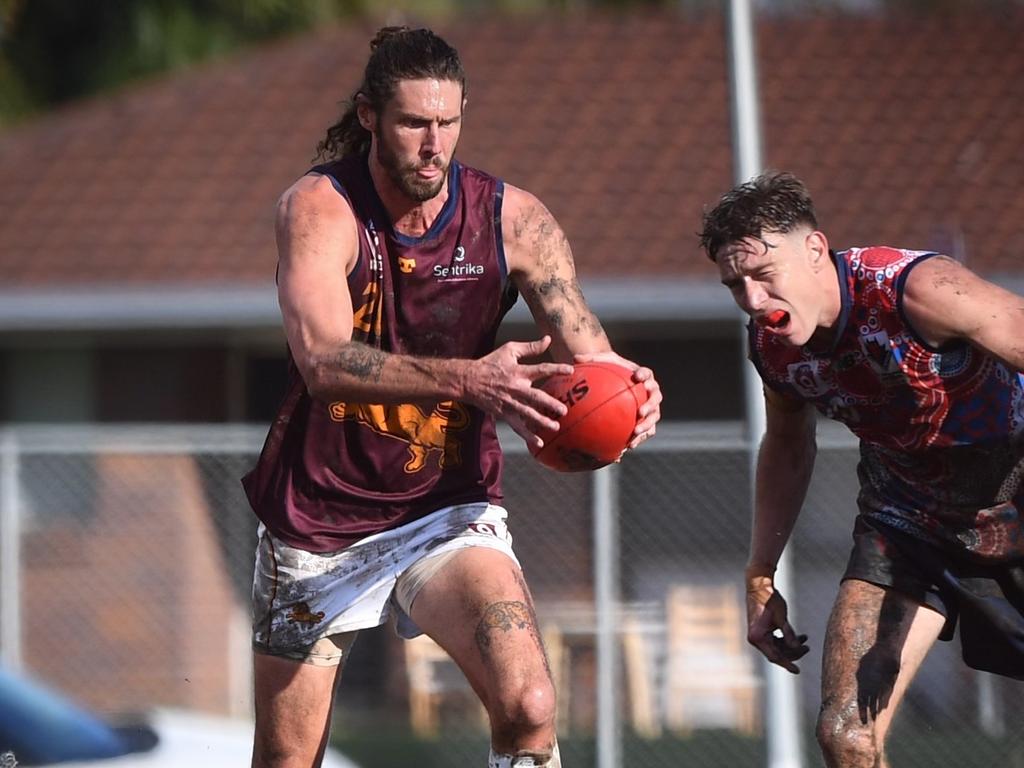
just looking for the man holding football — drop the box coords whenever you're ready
[244,25,661,768]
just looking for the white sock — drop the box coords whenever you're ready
[488,743,560,768]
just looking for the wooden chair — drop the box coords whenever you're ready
[663,583,762,735]
[404,634,487,736]
[540,601,662,737]
[621,615,660,738]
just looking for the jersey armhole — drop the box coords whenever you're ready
[310,168,364,279]
[895,252,959,353]
[494,180,508,281]
[494,180,519,311]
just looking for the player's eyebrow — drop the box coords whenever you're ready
[721,275,744,289]
[395,110,461,123]
[396,111,432,122]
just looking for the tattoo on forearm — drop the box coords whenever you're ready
[529,275,605,338]
[334,344,385,382]
[518,203,608,341]
[578,309,605,338]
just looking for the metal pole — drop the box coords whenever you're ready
[727,0,764,183]
[593,463,621,768]
[0,430,23,671]
[976,672,1003,737]
[726,1,805,766]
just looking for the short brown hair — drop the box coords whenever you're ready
[699,171,818,261]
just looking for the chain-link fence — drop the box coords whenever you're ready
[1,423,1023,767]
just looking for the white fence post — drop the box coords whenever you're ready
[594,463,621,768]
[727,0,806,764]
[0,429,23,671]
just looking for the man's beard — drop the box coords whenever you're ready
[376,134,451,202]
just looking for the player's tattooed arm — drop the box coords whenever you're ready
[318,341,385,383]
[301,338,489,405]
[277,175,573,421]
[277,176,469,404]
[503,185,663,443]
[504,185,610,362]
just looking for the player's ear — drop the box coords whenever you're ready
[806,230,829,271]
[356,94,377,132]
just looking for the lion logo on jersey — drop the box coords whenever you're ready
[328,400,471,472]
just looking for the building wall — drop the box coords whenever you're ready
[6,346,95,421]
[1,321,745,425]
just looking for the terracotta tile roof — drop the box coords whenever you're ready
[0,9,1021,289]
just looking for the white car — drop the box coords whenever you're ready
[0,668,358,767]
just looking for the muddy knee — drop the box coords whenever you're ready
[816,703,881,768]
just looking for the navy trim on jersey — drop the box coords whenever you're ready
[493,179,519,316]
[306,165,364,277]
[494,180,508,281]
[316,170,348,200]
[895,252,949,352]
[310,165,348,198]
[829,250,854,354]
[387,160,462,247]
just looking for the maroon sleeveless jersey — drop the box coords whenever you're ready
[242,155,518,552]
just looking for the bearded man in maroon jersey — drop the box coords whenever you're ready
[242,26,662,768]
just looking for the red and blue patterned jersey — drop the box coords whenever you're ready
[751,247,1024,561]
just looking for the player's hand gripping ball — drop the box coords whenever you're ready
[530,361,649,472]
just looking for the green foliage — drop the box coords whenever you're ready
[0,0,369,123]
[0,0,693,124]
[3,0,1018,125]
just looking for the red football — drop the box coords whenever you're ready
[530,361,648,472]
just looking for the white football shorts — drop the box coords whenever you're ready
[252,502,519,666]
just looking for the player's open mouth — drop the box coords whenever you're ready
[758,310,789,330]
